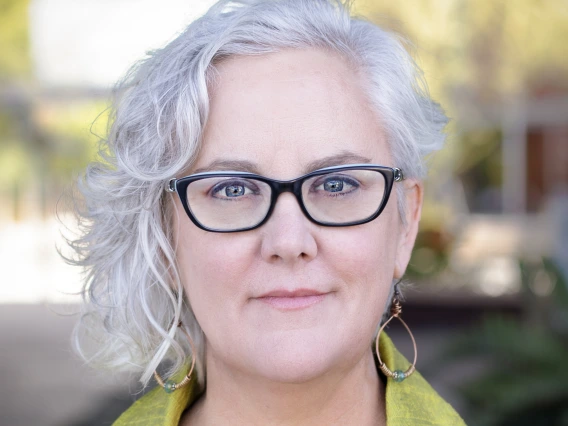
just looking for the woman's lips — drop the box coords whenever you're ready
[255,289,328,310]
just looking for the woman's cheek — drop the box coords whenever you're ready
[329,224,396,275]
[183,234,256,300]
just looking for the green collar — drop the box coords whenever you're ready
[113,333,465,425]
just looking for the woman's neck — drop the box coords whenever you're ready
[181,348,386,426]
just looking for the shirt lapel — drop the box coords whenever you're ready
[379,333,466,425]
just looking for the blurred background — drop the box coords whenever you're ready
[0,0,567,425]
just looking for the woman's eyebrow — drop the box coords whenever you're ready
[193,152,372,175]
[304,152,372,173]
[193,159,261,174]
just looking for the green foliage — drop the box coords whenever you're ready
[0,139,32,182]
[0,0,30,79]
[435,259,568,425]
[407,229,452,279]
[454,129,503,212]
[38,100,109,181]
[354,0,568,99]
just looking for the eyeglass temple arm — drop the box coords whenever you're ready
[393,168,404,182]
[166,178,177,193]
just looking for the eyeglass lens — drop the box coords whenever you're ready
[185,169,387,231]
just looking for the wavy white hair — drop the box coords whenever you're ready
[68,0,447,388]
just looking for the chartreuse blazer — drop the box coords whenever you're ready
[114,333,466,425]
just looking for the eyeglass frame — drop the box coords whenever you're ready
[166,163,405,233]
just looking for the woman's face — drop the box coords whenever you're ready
[173,48,421,382]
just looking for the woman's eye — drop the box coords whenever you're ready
[324,179,345,192]
[224,184,245,197]
[313,175,359,195]
[210,180,258,199]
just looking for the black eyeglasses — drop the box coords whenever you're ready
[166,164,404,233]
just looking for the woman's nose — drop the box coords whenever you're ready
[259,193,318,263]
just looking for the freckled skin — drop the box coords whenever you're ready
[173,48,422,425]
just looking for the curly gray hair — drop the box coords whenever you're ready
[68,0,447,387]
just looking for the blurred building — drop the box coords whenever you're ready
[439,79,568,299]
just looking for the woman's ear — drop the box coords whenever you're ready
[393,180,423,279]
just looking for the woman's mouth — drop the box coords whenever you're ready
[255,289,329,310]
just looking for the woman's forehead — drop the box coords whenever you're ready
[196,49,390,177]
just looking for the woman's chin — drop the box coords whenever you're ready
[251,358,336,384]
[241,335,354,384]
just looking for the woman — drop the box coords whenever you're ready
[70,0,466,424]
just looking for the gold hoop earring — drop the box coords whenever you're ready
[154,321,196,393]
[375,290,417,382]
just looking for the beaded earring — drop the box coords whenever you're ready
[154,321,196,393]
[375,287,417,382]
